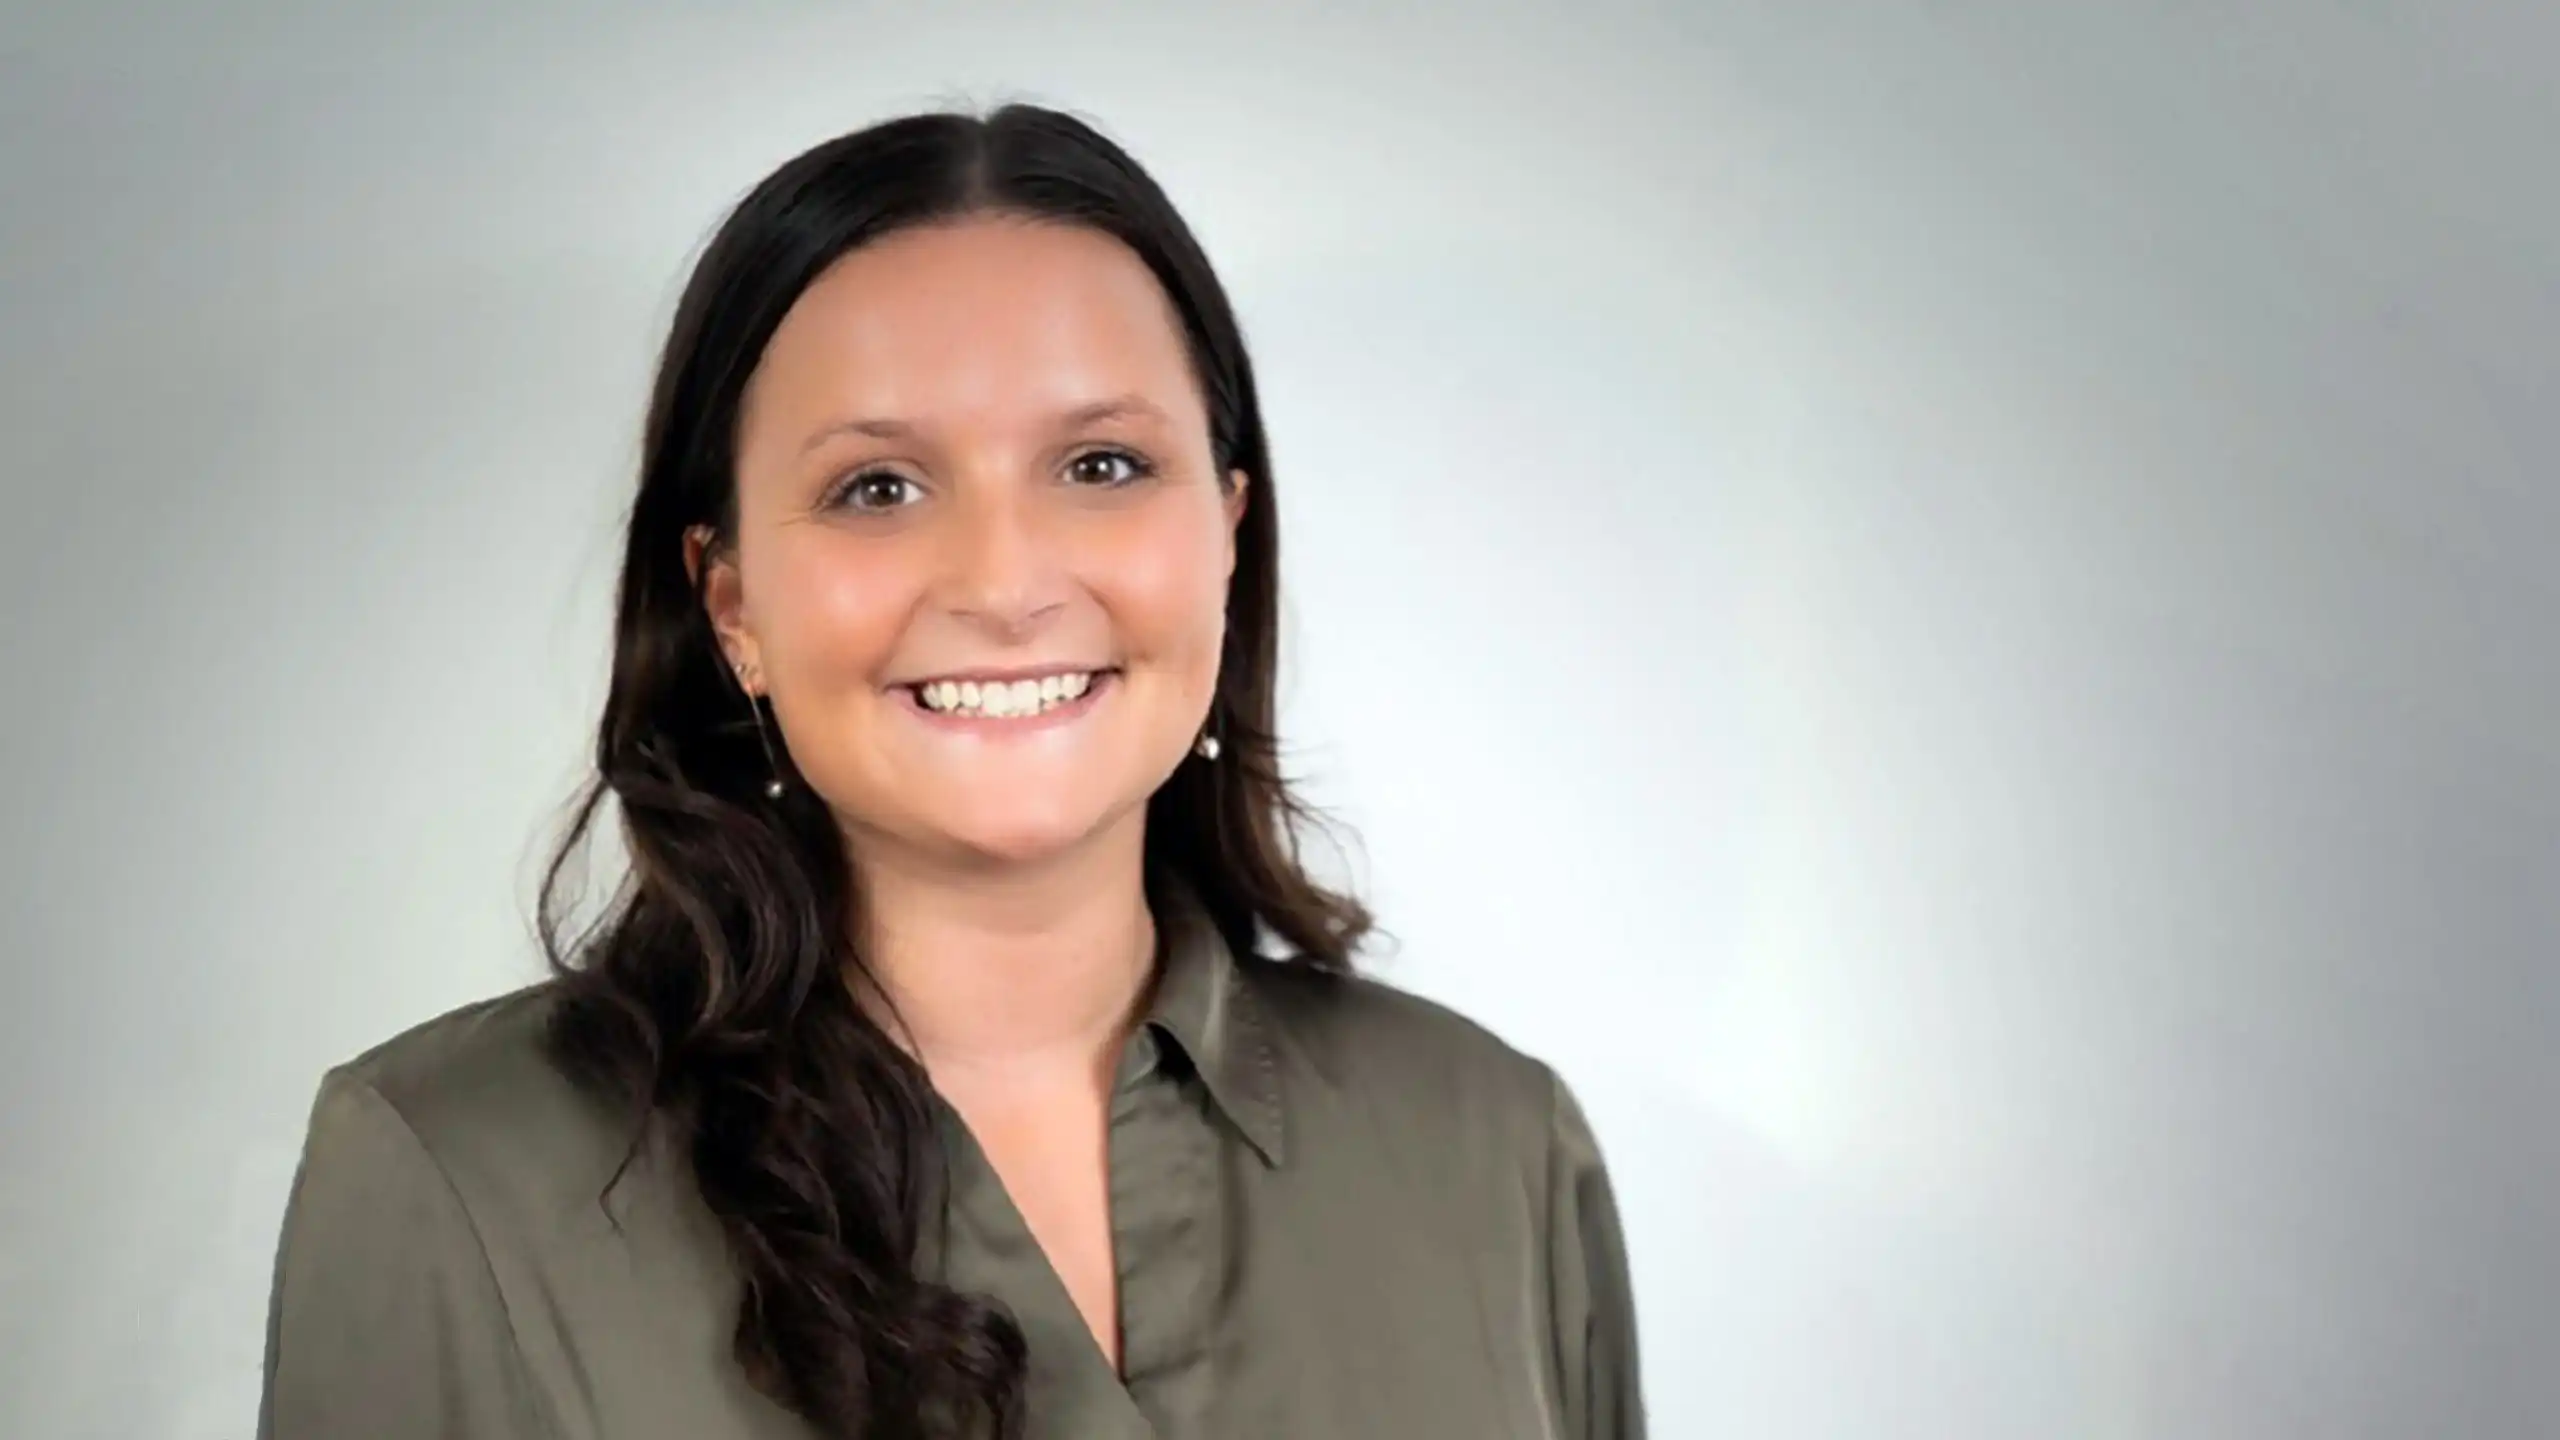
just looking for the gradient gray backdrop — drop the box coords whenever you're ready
[4,3,2555,1436]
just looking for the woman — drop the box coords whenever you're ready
[258,103,1644,1439]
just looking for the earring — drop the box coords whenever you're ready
[1194,719,1222,762]
[736,667,787,799]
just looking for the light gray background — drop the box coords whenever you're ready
[4,2,2555,1436]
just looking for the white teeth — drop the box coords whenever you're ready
[914,671,1103,718]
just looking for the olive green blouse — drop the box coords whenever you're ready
[257,890,1645,1438]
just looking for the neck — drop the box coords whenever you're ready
[848,818,1157,1092]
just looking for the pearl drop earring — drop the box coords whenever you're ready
[737,667,787,799]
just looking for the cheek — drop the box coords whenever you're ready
[1091,512,1231,668]
[751,536,916,686]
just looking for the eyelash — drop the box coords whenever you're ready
[825,447,1159,513]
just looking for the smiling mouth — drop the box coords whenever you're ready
[900,668,1119,720]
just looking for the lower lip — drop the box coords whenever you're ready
[895,671,1117,737]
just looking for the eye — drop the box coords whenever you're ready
[1065,447,1156,488]
[827,469,922,513]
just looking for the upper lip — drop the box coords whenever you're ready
[895,663,1115,688]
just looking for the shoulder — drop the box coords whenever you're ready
[328,981,576,1136]
[1237,953,1569,1157]
[308,980,638,1214]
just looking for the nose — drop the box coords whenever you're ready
[939,481,1069,637]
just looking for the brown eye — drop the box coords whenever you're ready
[1066,448,1155,488]
[830,470,921,512]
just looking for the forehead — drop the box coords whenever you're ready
[745,215,1202,434]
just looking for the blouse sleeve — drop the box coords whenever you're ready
[258,1069,553,1440]
[1545,1069,1647,1439]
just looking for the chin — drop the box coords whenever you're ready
[939,826,1085,867]
[930,799,1123,869]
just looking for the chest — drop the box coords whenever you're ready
[923,1079,1573,1440]
[950,1090,1125,1368]
[515,1073,1574,1440]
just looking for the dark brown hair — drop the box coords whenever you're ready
[535,104,1368,1437]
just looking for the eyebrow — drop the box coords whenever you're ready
[796,393,1173,455]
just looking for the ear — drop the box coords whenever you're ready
[684,523,762,690]
[1223,467,1251,527]
[1221,467,1251,578]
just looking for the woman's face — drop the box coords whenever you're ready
[698,215,1247,870]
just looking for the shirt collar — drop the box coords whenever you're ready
[1139,872,1287,1167]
